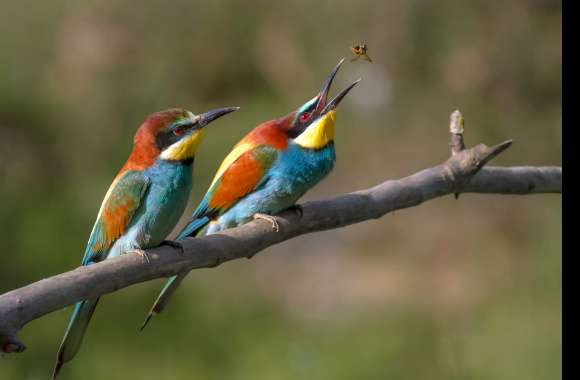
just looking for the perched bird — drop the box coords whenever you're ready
[52,106,238,379]
[350,43,372,62]
[141,59,359,330]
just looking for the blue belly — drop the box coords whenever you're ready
[108,160,193,258]
[211,143,335,231]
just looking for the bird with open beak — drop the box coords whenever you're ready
[141,59,360,330]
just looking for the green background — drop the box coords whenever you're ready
[0,1,561,379]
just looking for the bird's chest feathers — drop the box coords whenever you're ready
[275,143,335,188]
[145,161,193,205]
[108,161,192,256]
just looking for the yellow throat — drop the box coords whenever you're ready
[160,130,205,161]
[294,110,336,149]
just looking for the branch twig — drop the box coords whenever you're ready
[0,111,562,354]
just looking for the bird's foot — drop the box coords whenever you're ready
[132,249,150,264]
[253,213,279,232]
[161,239,185,255]
[286,204,303,218]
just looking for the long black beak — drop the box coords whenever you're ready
[321,79,361,114]
[198,106,240,127]
[314,58,345,114]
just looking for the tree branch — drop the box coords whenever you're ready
[0,112,562,354]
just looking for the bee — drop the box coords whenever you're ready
[350,43,372,62]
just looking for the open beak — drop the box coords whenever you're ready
[321,79,360,114]
[314,58,360,115]
[197,106,240,128]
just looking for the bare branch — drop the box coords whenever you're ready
[0,111,562,354]
[449,110,466,155]
[464,166,562,194]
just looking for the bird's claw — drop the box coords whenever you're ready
[132,249,150,264]
[253,213,280,232]
[161,239,185,255]
[287,204,303,218]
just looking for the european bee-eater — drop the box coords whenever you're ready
[141,59,359,330]
[52,106,238,379]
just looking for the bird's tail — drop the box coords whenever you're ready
[176,216,210,240]
[52,297,100,379]
[140,273,186,331]
[140,216,210,331]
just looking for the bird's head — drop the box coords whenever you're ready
[285,59,360,149]
[130,107,238,167]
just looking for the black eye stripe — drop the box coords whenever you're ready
[156,130,178,150]
[155,120,195,150]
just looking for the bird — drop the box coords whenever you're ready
[350,43,372,62]
[140,59,360,330]
[51,106,238,379]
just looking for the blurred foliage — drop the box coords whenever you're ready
[0,0,561,379]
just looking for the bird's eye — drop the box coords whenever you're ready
[299,113,311,122]
[172,127,184,136]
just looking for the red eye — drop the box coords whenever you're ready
[299,113,311,122]
[173,128,184,136]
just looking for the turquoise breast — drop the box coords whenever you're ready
[272,142,336,198]
[107,159,193,258]
[210,142,335,231]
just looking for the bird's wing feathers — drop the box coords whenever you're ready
[208,140,256,189]
[55,170,149,378]
[145,145,278,331]
[193,144,278,218]
[82,170,150,264]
